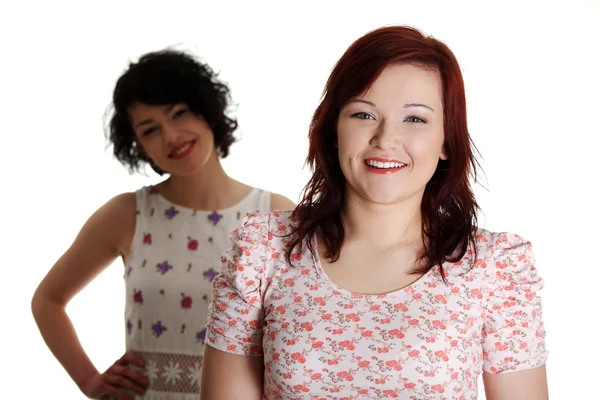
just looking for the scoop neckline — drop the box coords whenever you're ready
[309,233,437,299]
[148,185,259,215]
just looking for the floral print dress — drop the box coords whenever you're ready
[206,211,548,400]
[124,185,271,399]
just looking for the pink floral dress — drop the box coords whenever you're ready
[206,211,548,399]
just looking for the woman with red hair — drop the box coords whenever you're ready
[201,25,549,399]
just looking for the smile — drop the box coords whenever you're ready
[364,157,407,174]
[168,140,196,160]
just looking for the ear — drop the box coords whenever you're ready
[440,144,448,160]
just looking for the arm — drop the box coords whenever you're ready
[200,213,270,399]
[483,365,548,400]
[31,192,146,399]
[201,346,263,400]
[270,192,296,211]
[481,233,549,399]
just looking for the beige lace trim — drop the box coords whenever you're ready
[137,351,203,394]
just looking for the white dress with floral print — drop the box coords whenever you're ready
[124,185,271,399]
[206,211,548,400]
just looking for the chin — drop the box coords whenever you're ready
[360,186,422,206]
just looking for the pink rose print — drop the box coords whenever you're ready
[149,186,159,195]
[133,289,143,304]
[181,293,192,309]
[187,237,199,251]
[143,233,151,245]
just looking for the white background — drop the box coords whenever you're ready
[1,0,598,398]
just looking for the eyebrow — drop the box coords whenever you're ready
[134,104,177,129]
[348,99,435,112]
[404,103,435,112]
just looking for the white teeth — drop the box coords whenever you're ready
[173,143,191,156]
[365,159,406,169]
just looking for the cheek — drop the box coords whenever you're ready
[408,135,444,163]
[336,129,365,160]
[140,138,166,158]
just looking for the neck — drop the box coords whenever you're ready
[158,151,244,210]
[341,191,423,250]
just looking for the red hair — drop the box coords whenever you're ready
[287,25,480,279]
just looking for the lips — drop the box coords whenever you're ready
[364,157,408,175]
[168,140,196,160]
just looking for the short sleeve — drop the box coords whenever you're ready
[482,233,548,374]
[205,213,271,356]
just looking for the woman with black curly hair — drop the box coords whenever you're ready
[31,49,295,400]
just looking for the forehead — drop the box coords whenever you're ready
[128,103,173,123]
[360,64,443,108]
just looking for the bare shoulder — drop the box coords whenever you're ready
[32,191,137,306]
[269,192,296,211]
[95,192,137,254]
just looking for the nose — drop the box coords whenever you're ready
[162,122,182,145]
[370,119,401,150]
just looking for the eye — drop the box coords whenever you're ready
[142,126,158,136]
[405,116,426,123]
[352,112,375,120]
[172,108,189,119]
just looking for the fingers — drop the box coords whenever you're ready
[116,350,146,368]
[104,372,146,396]
[102,384,135,400]
[112,364,149,388]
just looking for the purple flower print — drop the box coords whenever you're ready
[126,266,132,278]
[165,206,179,219]
[152,321,167,338]
[127,320,132,335]
[203,268,218,281]
[208,211,223,226]
[156,262,173,274]
[196,329,206,343]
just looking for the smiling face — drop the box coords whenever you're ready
[336,63,447,206]
[129,102,217,176]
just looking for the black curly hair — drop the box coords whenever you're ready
[105,49,238,175]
